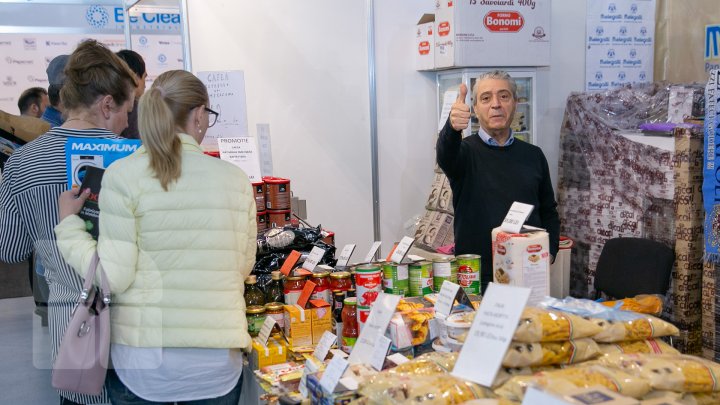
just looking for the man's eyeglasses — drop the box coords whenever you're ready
[204,106,219,127]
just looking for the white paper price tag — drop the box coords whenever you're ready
[363,241,382,263]
[329,349,348,359]
[370,335,391,371]
[336,244,356,267]
[387,352,410,365]
[390,236,415,264]
[348,293,400,366]
[313,331,337,361]
[217,137,262,182]
[319,355,349,394]
[435,280,461,317]
[452,283,530,387]
[500,202,534,234]
[302,246,326,271]
[257,316,276,346]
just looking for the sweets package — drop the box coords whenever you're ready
[495,365,652,401]
[590,314,680,343]
[596,353,720,393]
[493,366,560,388]
[388,351,457,376]
[601,295,663,315]
[354,374,497,404]
[598,339,680,357]
[502,338,600,367]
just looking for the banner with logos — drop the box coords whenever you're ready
[585,0,656,91]
[0,3,182,114]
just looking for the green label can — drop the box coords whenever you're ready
[432,256,457,292]
[408,261,433,297]
[382,262,409,296]
[456,254,481,294]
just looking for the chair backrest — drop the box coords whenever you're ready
[594,237,675,299]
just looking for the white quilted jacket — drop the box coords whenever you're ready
[55,134,256,349]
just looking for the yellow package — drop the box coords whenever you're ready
[495,365,652,402]
[357,373,497,404]
[503,338,600,368]
[601,295,663,315]
[388,351,457,376]
[597,353,720,393]
[590,314,679,343]
[598,339,680,356]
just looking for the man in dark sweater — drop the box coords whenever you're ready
[436,70,560,293]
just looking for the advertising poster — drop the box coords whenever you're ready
[706,25,720,74]
[197,70,250,149]
[65,137,141,189]
[585,0,656,91]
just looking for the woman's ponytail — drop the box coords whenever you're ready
[138,87,182,191]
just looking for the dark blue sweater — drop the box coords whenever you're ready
[436,120,560,290]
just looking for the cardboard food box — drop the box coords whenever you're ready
[492,227,550,306]
[284,304,313,348]
[434,0,551,68]
[250,336,287,370]
[415,14,435,71]
[310,299,333,345]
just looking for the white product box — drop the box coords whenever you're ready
[434,0,551,68]
[415,14,435,71]
[492,227,550,305]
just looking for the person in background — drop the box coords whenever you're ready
[41,54,69,128]
[0,39,137,405]
[18,87,49,118]
[55,70,255,405]
[436,70,560,293]
[116,49,147,139]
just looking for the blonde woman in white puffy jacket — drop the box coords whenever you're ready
[55,70,256,405]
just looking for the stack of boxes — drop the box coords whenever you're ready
[415,172,454,251]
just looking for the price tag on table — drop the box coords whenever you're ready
[369,335,391,371]
[390,236,415,264]
[302,246,326,271]
[319,355,349,394]
[434,280,473,318]
[363,241,382,263]
[386,352,410,366]
[336,244,356,267]
[452,283,530,387]
[280,250,302,276]
[257,316,276,346]
[499,201,534,234]
[313,331,337,361]
[348,293,400,365]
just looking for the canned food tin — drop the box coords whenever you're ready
[267,210,291,228]
[252,182,266,212]
[456,254,481,294]
[382,262,409,296]
[264,176,291,210]
[408,261,433,297]
[432,256,458,292]
[256,210,268,233]
[357,306,371,333]
[354,264,382,307]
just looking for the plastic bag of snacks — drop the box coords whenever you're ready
[355,373,497,404]
[493,366,560,388]
[502,338,600,367]
[388,351,457,376]
[494,364,652,401]
[539,297,679,342]
[598,338,679,357]
[601,294,663,315]
[596,353,720,392]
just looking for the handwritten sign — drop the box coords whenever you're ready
[257,316,276,346]
[363,241,382,263]
[313,331,336,361]
[319,355,349,394]
[370,335,391,371]
[452,283,530,386]
[500,202,534,234]
[336,244,356,267]
[197,70,249,148]
[302,246,326,271]
[390,236,415,264]
[348,293,400,365]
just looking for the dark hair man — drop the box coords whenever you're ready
[116,49,147,139]
[18,87,49,118]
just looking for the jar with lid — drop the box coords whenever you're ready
[341,297,358,354]
[332,290,346,339]
[329,271,352,292]
[284,275,306,306]
[266,271,284,303]
[246,305,266,337]
[310,271,332,304]
[264,302,284,334]
[244,275,265,307]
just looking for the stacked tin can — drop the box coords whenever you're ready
[354,264,382,331]
[432,256,458,292]
[456,254,481,294]
[408,261,433,297]
[382,262,409,296]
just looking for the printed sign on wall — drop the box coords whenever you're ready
[585,0,656,91]
[706,25,720,74]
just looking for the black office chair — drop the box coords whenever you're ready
[594,237,675,300]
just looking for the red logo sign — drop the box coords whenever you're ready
[438,21,450,36]
[527,244,542,253]
[484,11,524,33]
[497,245,507,255]
[418,41,430,55]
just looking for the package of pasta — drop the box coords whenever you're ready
[598,339,680,357]
[596,353,720,393]
[513,307,603,343]
[356,373,497,404]
[387,351,457,376]
[502,338,600,367]
[493,365,560,388]
[601,295,664,315]
[494,364,652,402]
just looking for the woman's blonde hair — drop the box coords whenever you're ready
[138,70,209,191]
[61,39,136,111]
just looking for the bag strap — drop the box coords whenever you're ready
[80,253,111,306]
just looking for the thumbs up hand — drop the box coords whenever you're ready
[450,84,471,131]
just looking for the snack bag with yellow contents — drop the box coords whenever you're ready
[598,338,680,356]
[601,294,663,315]
[596,353,720,393]
[503,338,601,367]
[356,373,498,404]
[494,364,652,401]
[514,307,603,342]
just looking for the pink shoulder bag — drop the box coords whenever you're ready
[52,253,111,395]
